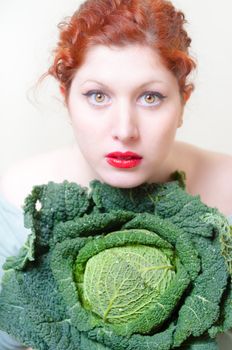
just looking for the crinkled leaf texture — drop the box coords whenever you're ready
[0,177,232,350]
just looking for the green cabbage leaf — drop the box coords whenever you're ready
[0,176,232,350]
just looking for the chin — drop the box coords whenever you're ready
[100,172,149,189]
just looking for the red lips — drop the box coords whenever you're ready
[105,151,142,169]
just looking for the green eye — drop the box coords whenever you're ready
[94,92,105,103]
[83,90,110,106]
[139,91,167,106]
[145,94,157,104]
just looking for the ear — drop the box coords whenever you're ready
[182,84,193,104]
[59,84,66,96]
[177,114,184,128]
[59,85,69,107]
[177,103,185,128]
[178,118,183,128]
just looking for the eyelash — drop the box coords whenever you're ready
[82,90,167,107]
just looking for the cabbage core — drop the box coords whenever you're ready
[82,244,175,324]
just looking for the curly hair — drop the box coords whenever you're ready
[46,0,196,101]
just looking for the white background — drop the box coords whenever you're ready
[0,0,232,175]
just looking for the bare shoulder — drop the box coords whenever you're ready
[196,146,232,189]
[0,145,78,209]
[182,142,232,215]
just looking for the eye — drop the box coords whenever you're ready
[138,91,167,107]
[82,90,111,106]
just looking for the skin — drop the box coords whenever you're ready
[22,45,231,350]
[1,44,232,215]
[1,39,232,350]
[0,41,231,350]
[67,44,185,189]
[20,45,191,350]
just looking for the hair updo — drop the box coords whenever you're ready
[47,0,196,101]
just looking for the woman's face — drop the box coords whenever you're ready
[67,44,184,188]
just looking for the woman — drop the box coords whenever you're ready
[0,0,231,349]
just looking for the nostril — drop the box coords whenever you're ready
[111,119,139,142]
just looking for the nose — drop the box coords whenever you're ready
[111,102,139,142]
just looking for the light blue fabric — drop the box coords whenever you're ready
[0,194,30,349]
[0,193,231,350]
[0,194,29,284]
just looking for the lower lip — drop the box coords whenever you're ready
[106,157,142,169]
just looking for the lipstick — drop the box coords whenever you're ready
[105,151,142,169]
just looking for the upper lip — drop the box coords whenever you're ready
[106,151,142,159]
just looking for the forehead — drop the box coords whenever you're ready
[72,44,178,89]
[83,44,159,64]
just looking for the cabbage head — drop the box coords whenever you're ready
[0,175,232,350]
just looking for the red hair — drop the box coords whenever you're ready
[46,0,196,101]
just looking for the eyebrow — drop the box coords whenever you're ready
[81,79,164,89]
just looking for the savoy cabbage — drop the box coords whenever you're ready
[0,175,232,350]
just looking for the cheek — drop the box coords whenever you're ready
[148,109,180,140]
[161,104,182,136]
[142,108,181,157]
[73,121,99,149]
[160,118,178,140]
[70,110,99,141]
[69,101,108,139]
